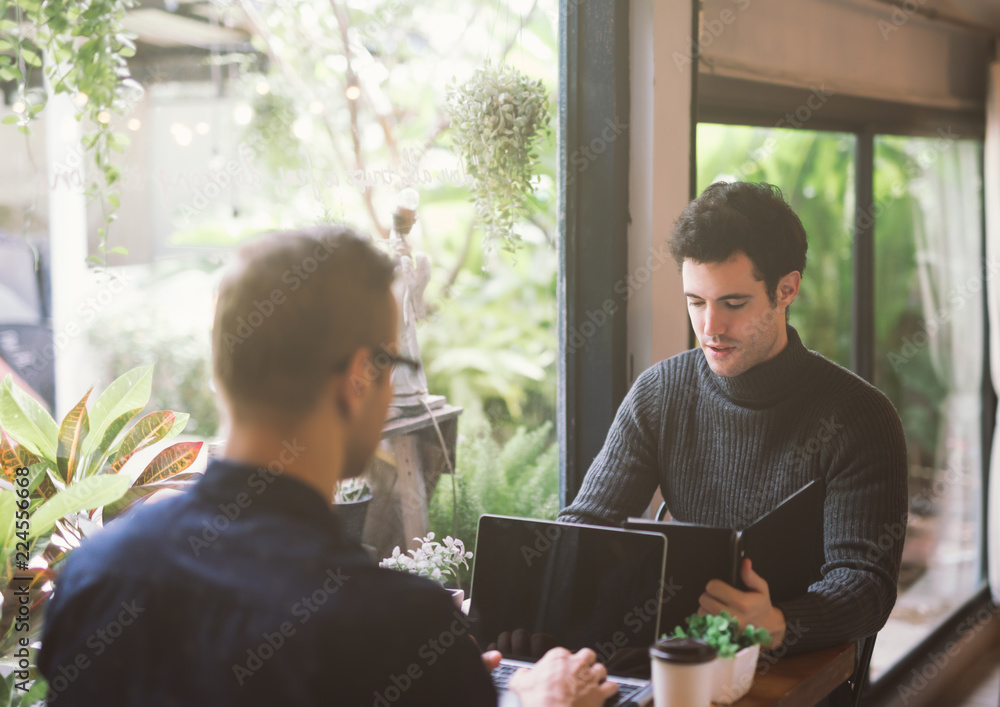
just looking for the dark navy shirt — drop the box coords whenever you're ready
[38,460,496,706]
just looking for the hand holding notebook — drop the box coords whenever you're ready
[624,480,824,640]
[699,557,788,648]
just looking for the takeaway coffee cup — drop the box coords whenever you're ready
[649,637,718,707]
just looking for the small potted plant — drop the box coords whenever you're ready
[333,476,373,543]
[670,611,771,704]
[379,532,472,607]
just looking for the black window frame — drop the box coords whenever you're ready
[557,0,632,505]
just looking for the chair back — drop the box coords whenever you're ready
[849,633,878,706]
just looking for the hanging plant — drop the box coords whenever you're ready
[0,0,139,268]
[446,62,551,256]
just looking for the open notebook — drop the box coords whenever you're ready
[625,480,825,636]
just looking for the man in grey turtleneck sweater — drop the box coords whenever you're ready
[559,182,908,657]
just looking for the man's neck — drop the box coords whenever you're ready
[760,322,789,368]
[223,417,344,502]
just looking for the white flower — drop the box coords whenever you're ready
[379,531,475,586]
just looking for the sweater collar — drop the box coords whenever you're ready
[702,325,811,407]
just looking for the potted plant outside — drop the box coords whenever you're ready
[379,532,472,607]
[670,611,772,704]
[333,477,373,543]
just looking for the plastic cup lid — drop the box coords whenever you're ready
[649,638,718,664]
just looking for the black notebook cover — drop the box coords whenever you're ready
[624,480,824,637]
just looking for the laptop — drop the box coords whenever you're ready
[469,515,668,707]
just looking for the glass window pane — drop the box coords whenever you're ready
[0,1,560,570]
[869,135,985,679]
[696,124,855,368]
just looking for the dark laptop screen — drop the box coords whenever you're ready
[469,516,666,679]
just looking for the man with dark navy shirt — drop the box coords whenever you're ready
[39,226,616,707]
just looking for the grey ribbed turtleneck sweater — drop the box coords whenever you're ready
[559,326,908,653]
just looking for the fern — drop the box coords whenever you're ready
[428,421,559,587]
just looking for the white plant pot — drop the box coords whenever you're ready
[711,643,761,704]
[448,588,465,609]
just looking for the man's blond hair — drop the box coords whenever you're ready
[212,225,395,422]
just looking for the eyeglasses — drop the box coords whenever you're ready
[332,348,422,375]
[374,351,422,374]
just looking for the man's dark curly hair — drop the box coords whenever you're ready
[668,182,808,305]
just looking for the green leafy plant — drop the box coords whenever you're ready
[333,476,371,504]
[420,245,557,432]
[0,0,139,266]
[446,61,552,255]
[0,365,202,700]
[669,611,771,659]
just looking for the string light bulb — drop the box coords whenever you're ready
[233,104,253,125]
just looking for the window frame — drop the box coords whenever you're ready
[557,0,632,506]
[695,91,995,695]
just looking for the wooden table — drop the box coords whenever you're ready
[735,642,855,706]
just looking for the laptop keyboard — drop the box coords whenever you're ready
[491,663,647,707]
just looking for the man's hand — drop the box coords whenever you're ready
[509,647,618,707]
[699,559,787,649]
[481,650,503,673]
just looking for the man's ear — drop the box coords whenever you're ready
[334,346,374,419]
[776,271,801,309]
